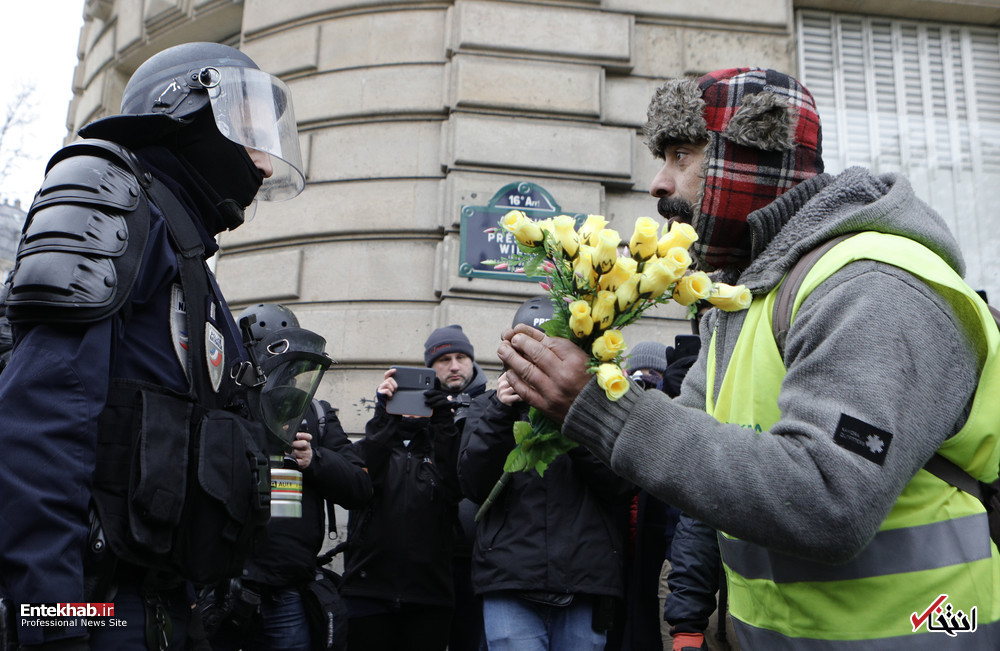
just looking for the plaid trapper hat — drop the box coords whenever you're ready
[644,68,824,271]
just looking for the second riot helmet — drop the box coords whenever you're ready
[511,296,554,331]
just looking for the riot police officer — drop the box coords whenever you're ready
[0,42,305,650]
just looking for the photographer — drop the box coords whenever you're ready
[341,325,486,651]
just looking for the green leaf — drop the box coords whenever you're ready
[503,447,528,473]
[523,254,548,278]
[542,318,572,340]
[512,420,532,444]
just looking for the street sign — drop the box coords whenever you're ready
[459,182,584,281]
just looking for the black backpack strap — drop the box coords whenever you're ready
[143,178,215,404]
[925,307,1000,507]
[311,398,341,540]
[772,233,855,355]
[924,453,986,502]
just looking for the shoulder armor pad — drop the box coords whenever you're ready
[5,140,152,324]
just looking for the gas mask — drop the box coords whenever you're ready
[237,323,332,451]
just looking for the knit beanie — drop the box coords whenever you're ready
[424,325,475,366]
[644,68,824,271]
[626,341,669,374]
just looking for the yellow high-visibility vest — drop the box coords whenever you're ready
[706,232,1000,648]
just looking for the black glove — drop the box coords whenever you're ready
[424,388,455,422]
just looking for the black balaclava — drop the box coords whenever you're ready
[171,109,264,231]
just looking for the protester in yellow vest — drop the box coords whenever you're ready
[496,67,1000,649]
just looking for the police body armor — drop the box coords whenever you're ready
[5,139,270,587]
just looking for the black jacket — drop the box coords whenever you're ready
[245,400,372,588]
[341,404,463,607]
[458,392,633,597]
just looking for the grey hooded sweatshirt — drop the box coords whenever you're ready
[562,166,981,564]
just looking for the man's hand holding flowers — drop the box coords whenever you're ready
[497,325,591,424]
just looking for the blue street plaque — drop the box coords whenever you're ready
[459,182,585,281]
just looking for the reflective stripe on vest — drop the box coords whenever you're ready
[707,232,1000,646]
[719,512,991,583]
[734,616,1000,650]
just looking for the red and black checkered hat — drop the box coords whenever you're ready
[644,68,824,271]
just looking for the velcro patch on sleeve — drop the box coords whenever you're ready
[833,414,892,465]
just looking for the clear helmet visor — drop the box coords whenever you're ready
[204,66,305,202]
[245,326,332,449]
[259,357,327,447]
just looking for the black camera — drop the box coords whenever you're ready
[194,578,262,637]
[453,393,473,422]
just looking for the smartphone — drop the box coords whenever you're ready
[385,366,435,417]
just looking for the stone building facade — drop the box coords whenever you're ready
[0,198,26,279]
[67,0,1000,432]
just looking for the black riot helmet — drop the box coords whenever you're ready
[511,295,554,331]
[238,302,300,343]
[235,304,332,451]
[80,41,304,202]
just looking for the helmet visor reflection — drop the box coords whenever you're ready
[259,356,328,447]
[207,66,305,202]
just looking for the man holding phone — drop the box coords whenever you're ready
[341,325,487,651]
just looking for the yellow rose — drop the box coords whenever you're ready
[673,271,713,306]
[708,282,752,311]
[615,275,640,312]
[590,290,617,330]
[592,229,621,275]
[662,246,693,274]
[657,221,699,257]
[578,214,608,246]
[637,257,683,299]
[596,363,630,401]
[573,246,598,290]
[552,214,580,260]
[629,217,660,262]
[598,257,636,293]
[536,218,555,238]
[501,210,544,247]
[568,300,594,338]
[591,329,626,362]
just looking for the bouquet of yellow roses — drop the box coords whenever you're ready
[475,210,750,520]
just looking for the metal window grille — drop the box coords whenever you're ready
[798,10,1000,300]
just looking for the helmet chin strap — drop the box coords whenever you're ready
[216,198,247,231]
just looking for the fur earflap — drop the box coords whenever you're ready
[643,78,708,158]
[724,91,797,151]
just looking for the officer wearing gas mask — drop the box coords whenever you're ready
[0,42,305,650]
[200,304,371,651]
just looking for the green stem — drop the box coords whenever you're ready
[474,471,512,522]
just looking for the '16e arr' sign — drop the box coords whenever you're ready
[459,182,584,282]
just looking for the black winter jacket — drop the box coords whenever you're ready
[458,392,633,598]
[245,400,372,588]
[341,405,462,607]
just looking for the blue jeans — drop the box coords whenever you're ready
[482,593,606,651]
[213,588,311,651]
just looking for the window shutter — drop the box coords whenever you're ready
[798,10,1000,302]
